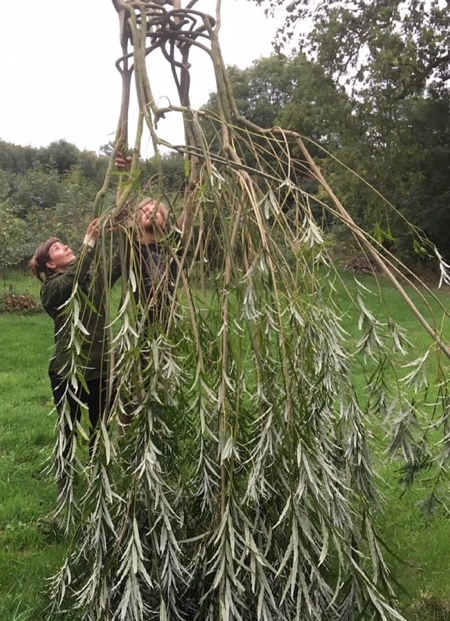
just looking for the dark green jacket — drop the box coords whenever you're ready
[41,245,110,382]
[131,230,182,324]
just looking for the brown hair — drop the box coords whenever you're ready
[29,237,61,282]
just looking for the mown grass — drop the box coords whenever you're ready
[1,269,450,620]
[0,308,66,620]
[334,271,450,619]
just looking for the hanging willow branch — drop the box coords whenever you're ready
[47,2,450,621]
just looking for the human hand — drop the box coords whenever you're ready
[84,218,101,248]
[116,151,132,172]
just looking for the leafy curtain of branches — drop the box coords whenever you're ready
[47,2,450,621]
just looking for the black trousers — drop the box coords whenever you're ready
[49,372,108,454]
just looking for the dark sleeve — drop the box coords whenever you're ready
[40,246,94,318]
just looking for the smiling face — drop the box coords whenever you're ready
[137,199,168,233]
[46,240,76,273]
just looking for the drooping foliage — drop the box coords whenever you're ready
[46,2,450,621]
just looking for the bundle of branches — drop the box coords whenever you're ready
[47,2,450,620]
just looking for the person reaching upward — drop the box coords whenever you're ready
[29,219,116,496]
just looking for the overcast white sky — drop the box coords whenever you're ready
[0,1,283,154]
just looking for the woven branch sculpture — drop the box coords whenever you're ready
[46,2,450,620]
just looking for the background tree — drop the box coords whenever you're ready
[11,163,62,216]
[0,205,28,273]
[249,0,450,264]
[255,0,450,93]
[0,140,185,268]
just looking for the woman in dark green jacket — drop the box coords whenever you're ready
[30,219,111,488]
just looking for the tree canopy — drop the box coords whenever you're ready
[254,0,450,95]
[202,41,450,266]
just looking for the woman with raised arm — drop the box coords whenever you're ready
[30,219,114,496]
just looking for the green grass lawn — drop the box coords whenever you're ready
[1,269,450,620]
[0,312,66,620]
[333,271,450,619]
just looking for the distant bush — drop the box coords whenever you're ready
[0,292,42,314]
